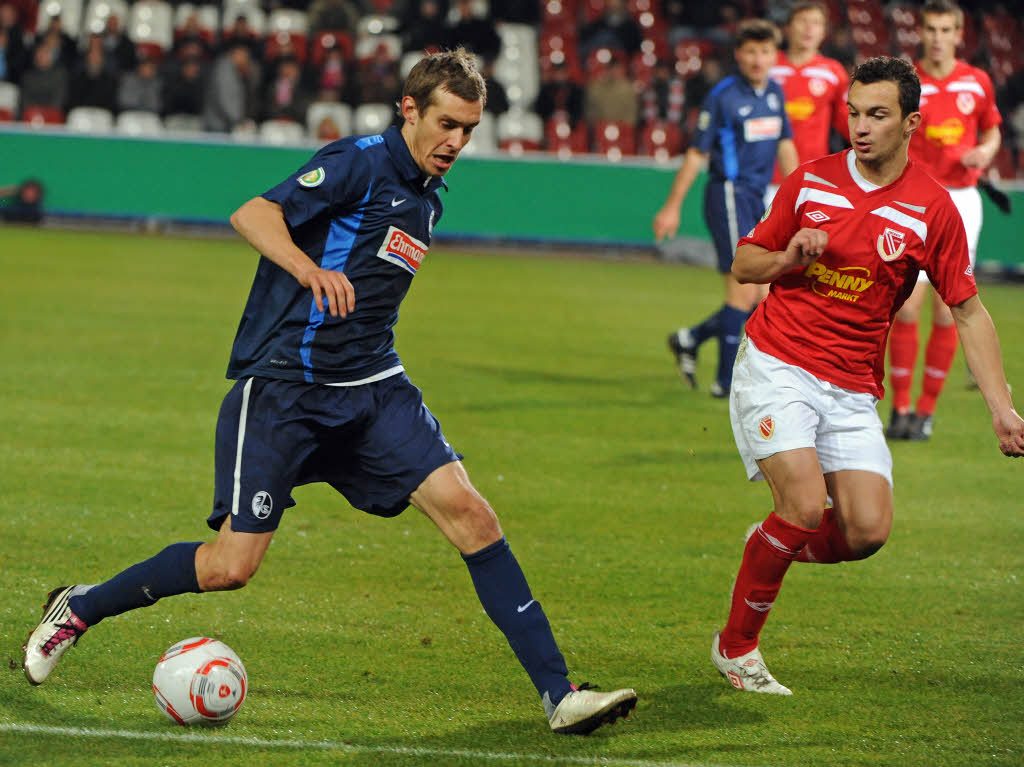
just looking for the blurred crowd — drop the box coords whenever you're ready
[0,0,1022,173]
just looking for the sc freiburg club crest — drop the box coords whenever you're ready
[876,227,906,262]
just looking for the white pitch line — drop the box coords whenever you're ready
[0,723,736,767]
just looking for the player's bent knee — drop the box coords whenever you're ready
[845,527,890,559]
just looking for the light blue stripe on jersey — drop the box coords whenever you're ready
[719,122,738,181]
[300,184,374,381]
[355,134,384,149]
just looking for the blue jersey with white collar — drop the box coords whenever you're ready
[691,74,792,194]
[226,125,444,384]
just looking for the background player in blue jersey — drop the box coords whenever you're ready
[653,19,799,398]
[22,48,637,736]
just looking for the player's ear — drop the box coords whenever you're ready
[400,95,419,126]
[903,111,922,138]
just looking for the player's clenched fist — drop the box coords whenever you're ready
[784,227,828,268]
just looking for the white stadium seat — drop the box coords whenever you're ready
[116,109,164,135]
[354,32,401,61]
[457,111,496,156]
[494,22,539,108]
[163,113,204,133]
[497,107,543,144]
[353,103,395,135]
[0,81,19,118]
[267,8,307,36]
[400,51,424,79]
[127,1,174,51]
[222,0,266,34]
[306,101,352,139]
[174,4,220,37]
[259,119,306,145]
[67,105,115,132]
[36,0,84,35]
[81,0,129,38]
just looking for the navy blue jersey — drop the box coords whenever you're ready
[226,126,445,384]
[691,74,792,194]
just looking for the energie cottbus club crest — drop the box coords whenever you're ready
[876,227,906,262]
[758,415,774,440]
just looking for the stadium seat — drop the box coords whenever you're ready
[128,1,174,55]
[355,14,399,38]
[353,103,396,135]
[497,107,544,153]
[116,109,163,135]
[494,23,540,109]
[457,110,496,156]
[544,115,589,158]
[20,105,66,125]
[259,118,306,145]
[81,0,128,37]
[638,119,683,163]
[173,4,220,43]
[306,101,352,139]
[266,8,308,62]
[67,105,114,132]
[309,30,354,68]
[592,119,636,160]
[0,81,18,121]
[400,50,424,79]
[354,33,401,62]
[221,0,266,35]
[36,0,83,36]
[163,112,204,133]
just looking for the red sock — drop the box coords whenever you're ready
[719,513,812,658]
[888,319,918,413]
[795,507,858,563]
[915,323,958,416]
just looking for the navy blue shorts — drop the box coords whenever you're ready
[704,181,766,273]
[209,373,462,533]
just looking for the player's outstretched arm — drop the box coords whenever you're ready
[652,147,707,243]
[951,294,1024,457]
[733,228,827,284]
[230,196,355,317]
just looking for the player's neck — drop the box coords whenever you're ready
[854,150,909,188]
[787,47,817,67]
[920,56,957,79]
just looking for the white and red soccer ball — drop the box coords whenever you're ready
[152,637,247,726]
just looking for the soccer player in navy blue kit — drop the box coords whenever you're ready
[22,49,637,735]
[653,19,799,398]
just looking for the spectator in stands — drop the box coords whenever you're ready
[402,0,448,55]
[34,13,77,70]
[173,11,214,61]
[444,0,502,63]
[69,36,119,113]
[355,42,402,106]
[684,54,724,109]
[535,59,584,127]
[102,13,138,75]
[308,0,361,36]
[316,47,358,104]
[482,58,508,115]
[0,2,28,84]
[642,60,686,124]
[583,53,638,126]
[262,56,312,123]
[118,56,164,114]
[204,43,259,133]
[163,53,206,117]
[19,42,67,117]
[220,15,264,63]
[579,0,642,58]
[663,0,741,46]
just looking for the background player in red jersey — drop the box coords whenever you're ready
[708,56,1024,695]
[886,0,1003,441]
[765,1,850,207]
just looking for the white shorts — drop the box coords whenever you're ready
[917,185,981,284]
[729,337,893,486]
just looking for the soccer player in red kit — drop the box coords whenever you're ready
[766,1,850,206]
[709,56,1024,694]
[887,0,1002,441]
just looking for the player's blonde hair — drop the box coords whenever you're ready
[403,47,488,114]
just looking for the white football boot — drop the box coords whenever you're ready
[547,683,638,734]
[23,586,90,685]
[711,631,792,695]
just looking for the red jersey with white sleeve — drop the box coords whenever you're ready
[769,52,850,184]
[910,59,1001,188]
[739,150,977,398]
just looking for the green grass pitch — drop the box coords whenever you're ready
[0,227,1021,767]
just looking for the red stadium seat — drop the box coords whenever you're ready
[545,115,589,157]
[991,147,1016,180]
[592,119,636,159]
[265,30,307,64]
[309,30,354,68]
[638,119,682,160]
[20,105,65,125]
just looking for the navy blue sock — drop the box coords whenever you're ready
[691,306,724,347]
[68,542,203,626]
[463,538,571,711]
[716,305,751,389]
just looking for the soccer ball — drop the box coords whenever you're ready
[152,637,247,726]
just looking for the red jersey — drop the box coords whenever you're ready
[769,52,850,184]
[910,60,1001,188]
[740,150,977,398]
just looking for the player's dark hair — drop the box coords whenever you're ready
[787,1,828,25]
[851,56,921,118]
[921,0,964,28]
[734,18,781,49]
[403,47,487,114]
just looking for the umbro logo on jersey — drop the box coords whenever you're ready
[965,264,973,277]
[391,197,407,207]
[806,210,830,223]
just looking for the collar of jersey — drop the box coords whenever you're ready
[383,126,448,195]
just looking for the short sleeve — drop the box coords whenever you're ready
[925,197,978,307]
[691,89,724,154]
[739,168,803,252]
[262,144,374,229]
[977,70,1002,132]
